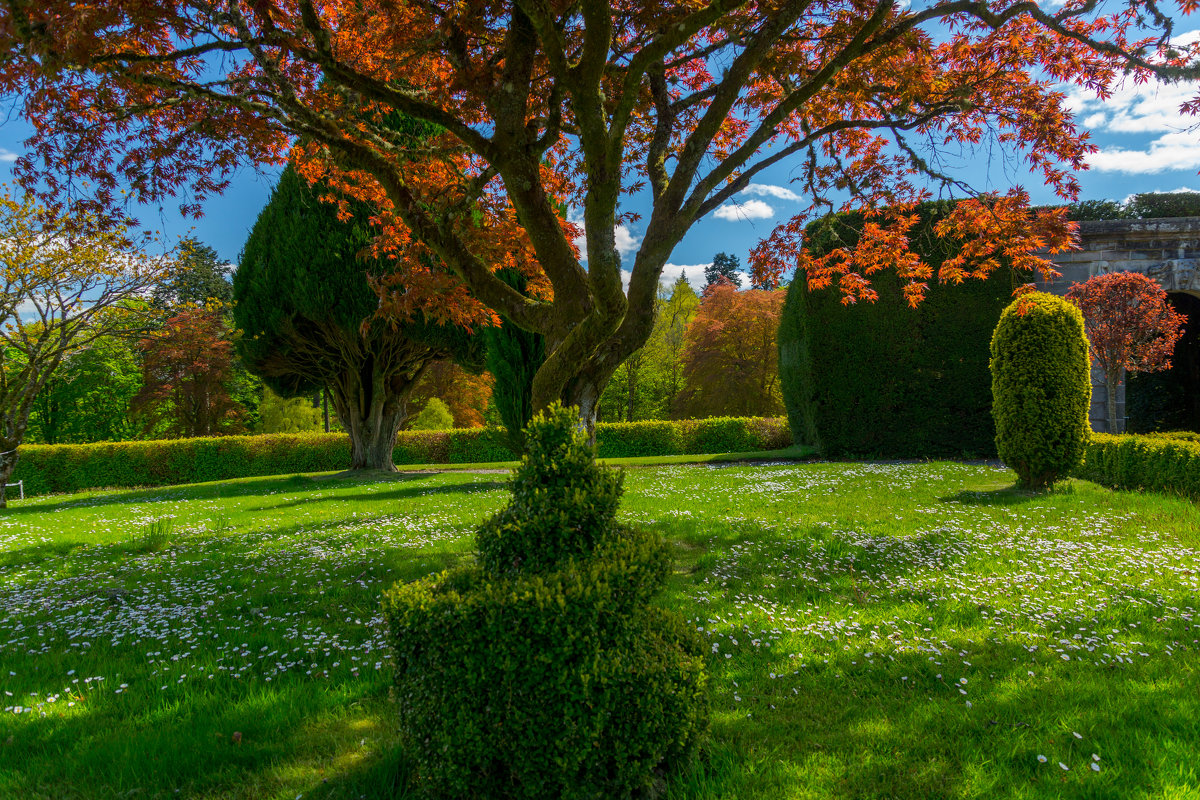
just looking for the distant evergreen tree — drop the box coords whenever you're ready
[705,252,743,289]
[1066,199,1128,221]
[152,238,234,310]
[1127,191,1200,219]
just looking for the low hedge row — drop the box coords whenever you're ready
[1075,433,1200,499]
[12,416,792,495]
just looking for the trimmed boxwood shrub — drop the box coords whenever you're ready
[13,417,792,495]
[777,202,1027,457]
[383,405,708,799]
[991,292,1092,490]
[1075,432,1200,498]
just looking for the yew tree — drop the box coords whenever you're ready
[235,166,484,471]
[1066,272,1186,434]
[3,0,1199,427]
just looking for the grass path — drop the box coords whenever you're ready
[1,463,1198,799]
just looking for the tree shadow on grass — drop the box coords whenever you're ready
[3,469,480,517]
[248,480,507,513]
[940,487,1044,506]
[2,473,331,516]
[663,632,1200,799]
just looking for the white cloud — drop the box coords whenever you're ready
[740,183,802,202]
[662,262,711,289]
[619,262,712,294]
[568,207,642,262]
[714,199,775,220]
[1065,53,1200,176]
[1070,80,1198,135]
[0,149,17,163]
[1086,130,1200,174]
[1065,31,1200,141]
[614,224,640,258]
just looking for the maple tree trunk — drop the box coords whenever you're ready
[561,372,604,445]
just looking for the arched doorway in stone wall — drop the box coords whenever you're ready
[1126,291,1200,433]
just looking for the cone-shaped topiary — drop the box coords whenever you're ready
[476,403,624,574]
[383,403,709,800]
[990,291,1092,490]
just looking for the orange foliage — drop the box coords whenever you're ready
[674,281,786,419]
[1066,272,1186,380]
[2,0,1198,410]
[407,362,494,429]
[133,307,244,437]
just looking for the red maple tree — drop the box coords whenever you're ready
[674,280,786,419]
[1066,272,1186,433]
[133,307,244,438]
[2,0,1198,426]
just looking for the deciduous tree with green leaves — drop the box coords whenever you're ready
[0,188,165,505]
[28,329,143,444]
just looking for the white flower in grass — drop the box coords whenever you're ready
[1059,762,1069,771]
[1091,763,1101,772]
[1038,755,1048,763]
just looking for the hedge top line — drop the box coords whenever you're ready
[17,415,787,454]
[11,416,793,496]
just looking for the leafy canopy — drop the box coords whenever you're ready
[3,0,1198,418]
[0,185,165,493]
[1066,272,1186,380]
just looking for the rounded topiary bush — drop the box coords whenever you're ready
[383,404,709,800]
[990,291,1092,490]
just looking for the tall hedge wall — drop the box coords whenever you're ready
[778,203,1028,458]
[10,416,792,496]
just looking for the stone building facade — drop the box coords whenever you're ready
[1037,217,1200,432]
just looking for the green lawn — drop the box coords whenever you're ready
[1,461,1198,799]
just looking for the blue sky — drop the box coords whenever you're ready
[2,33,1200,291]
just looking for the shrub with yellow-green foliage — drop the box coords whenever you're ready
[382,405,709,799]
[1076,432,1200,498]
[990,292,1092,490]
[13,416,790,495]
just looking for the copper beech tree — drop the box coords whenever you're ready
[3,0,1199,428]
[1066,272,1186,434]
[133,306,245,438]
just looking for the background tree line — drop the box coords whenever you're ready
[23,242,790,445]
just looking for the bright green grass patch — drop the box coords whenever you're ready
[1,463,1198,799]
